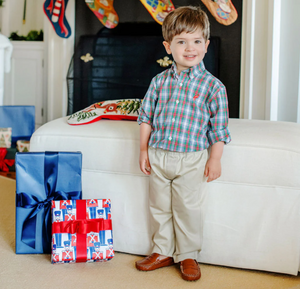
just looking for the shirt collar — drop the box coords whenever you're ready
[171,61,206,79]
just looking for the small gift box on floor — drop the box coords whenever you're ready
[0,147,16,172]
[16,140,30,152]
[51,199,114,264]
[0,127,12,148]
[0,106,35,147]
[15,152,82,254]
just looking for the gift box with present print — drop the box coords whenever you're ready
[51,199,114,264]
[0,147,16,172]
[15,152,82,254]
[0,127,12,148]
[16,140,30,152]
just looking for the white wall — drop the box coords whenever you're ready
[240,0,300,123]
[252,0,268,120]
[1,0,74,123]
[1,0,44,37]
[44,1,75,121]
[277,0,300,122]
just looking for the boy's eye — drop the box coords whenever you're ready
[195,40,202,44]
[178,41,185,44]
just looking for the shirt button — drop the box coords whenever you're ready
[169,136,172,141]
[176,100,179,104]
[172,118,175,122]
[179,83,183,87]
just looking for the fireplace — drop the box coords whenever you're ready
[67,22,220,114]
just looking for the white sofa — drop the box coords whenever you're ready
[30,117,300,275]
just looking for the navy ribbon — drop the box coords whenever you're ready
[16,152,81,253]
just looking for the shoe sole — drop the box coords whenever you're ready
[136,261,175,271]
[181,273,201,281]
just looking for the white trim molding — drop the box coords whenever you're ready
[265,0,281,121]
[44,0,75,122]
[297,54,300,124]
[240,0,256,119]
[240,0,283,121]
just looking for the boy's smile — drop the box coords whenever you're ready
[163,29,210,74]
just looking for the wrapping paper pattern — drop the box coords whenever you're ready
[0,127,12,148]
[51,199,114,264]
[16,140,30,152]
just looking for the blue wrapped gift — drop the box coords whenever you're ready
[0,106,35,146]
[15,152,82,254]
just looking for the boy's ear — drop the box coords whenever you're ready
[205,40,210,53]
[163,41,172,54]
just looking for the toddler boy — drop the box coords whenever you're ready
[136,6,231,281]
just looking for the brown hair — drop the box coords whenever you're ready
[162,6,210,43]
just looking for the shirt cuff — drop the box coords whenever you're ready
[137,115,152,126]
[207,127,231,146]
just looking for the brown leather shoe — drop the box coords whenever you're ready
[180,259,201,281]
[136,253,174,271]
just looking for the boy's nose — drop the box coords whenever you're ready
[185,44,195,51]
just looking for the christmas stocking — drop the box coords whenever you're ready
[140,0,175,25]
[85,0,119,29]
[201,0,238,26]
[44,0,71,38]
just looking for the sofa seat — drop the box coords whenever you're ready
[30,117,300,275]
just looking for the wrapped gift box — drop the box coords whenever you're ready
[0,127,12,148]
[15,152,82,254]
[0,147,16,172]
[0,106,35,147]
[16,140,30,152]
[51,199,114,264]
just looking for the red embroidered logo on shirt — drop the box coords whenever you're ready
[193,94,200,100]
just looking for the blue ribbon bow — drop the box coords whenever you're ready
[16,152,82,253]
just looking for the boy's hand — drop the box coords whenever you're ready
[139,150,151,175]
[204,157,221,182]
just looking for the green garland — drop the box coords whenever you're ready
[9,30,43,41]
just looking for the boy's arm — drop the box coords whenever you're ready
[204,141,224,182]
[139,123,152,175]
[205,82,231,182]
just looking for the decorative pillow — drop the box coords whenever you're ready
[0,127,12,148]
[67,99,142,125]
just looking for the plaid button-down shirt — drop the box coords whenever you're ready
[137,61,231,152]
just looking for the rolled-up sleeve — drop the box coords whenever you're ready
[207,84,231,146]
[137,77,158,126]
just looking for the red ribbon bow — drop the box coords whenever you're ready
[52,219,112,235]
[0,148,15,172]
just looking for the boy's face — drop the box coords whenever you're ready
[163,29,210,74]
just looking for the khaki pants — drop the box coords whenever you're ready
[148,147,208,263]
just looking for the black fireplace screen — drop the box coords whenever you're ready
[67,23,220,115]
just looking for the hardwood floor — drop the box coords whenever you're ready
[0,171,16,180]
